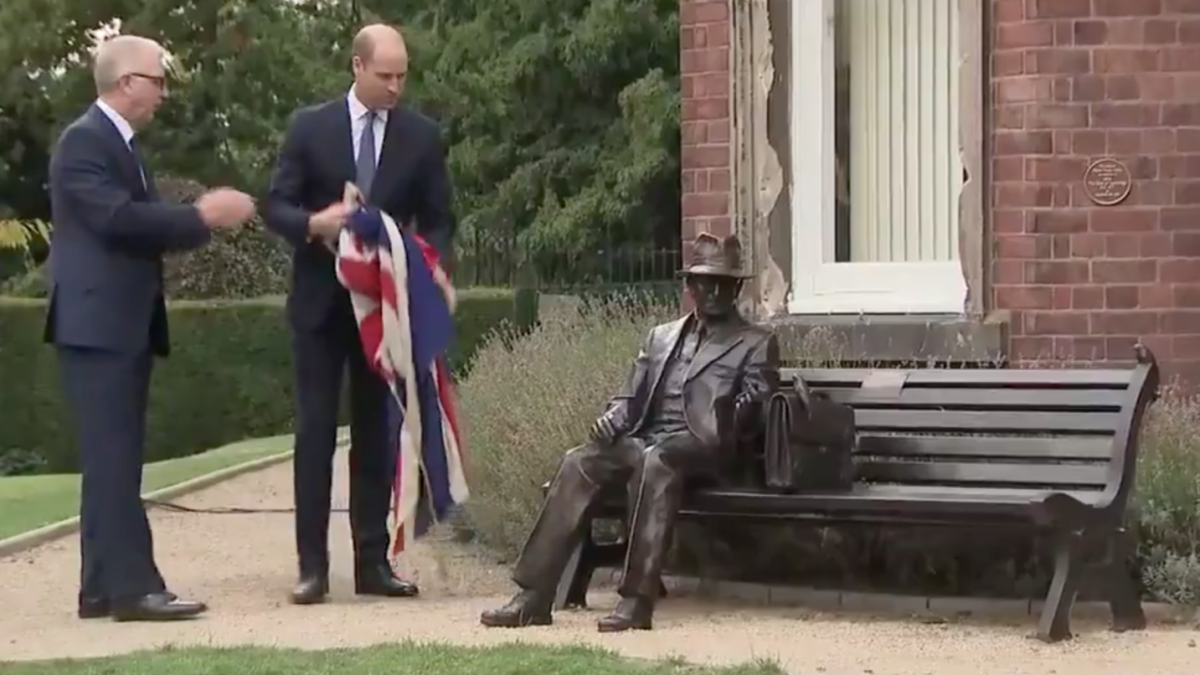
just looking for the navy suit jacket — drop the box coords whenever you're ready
[43,104,212,357]
[265,100,455,331]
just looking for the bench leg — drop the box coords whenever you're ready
[1036,530,1085,643]
[1106,527,1147,633]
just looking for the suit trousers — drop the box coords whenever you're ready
[57,345,167,602]
[290,310,392,577]
[511,431,718,600]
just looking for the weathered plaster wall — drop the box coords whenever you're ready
[730,0,788,318]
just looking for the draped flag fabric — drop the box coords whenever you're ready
[334,201,469,557]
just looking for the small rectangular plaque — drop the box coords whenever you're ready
[860,370,908,396]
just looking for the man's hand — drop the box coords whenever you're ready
[589,414,619,445]
[195,188,256,229]
[307,202,352,241]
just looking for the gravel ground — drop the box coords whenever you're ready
[2,454,1197,674]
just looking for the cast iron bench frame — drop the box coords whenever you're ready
[544,345,1161,643]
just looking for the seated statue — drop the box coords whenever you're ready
[480,232,781,633]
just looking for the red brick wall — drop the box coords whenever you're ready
[992,0,1200,382]
[680,0,734,261]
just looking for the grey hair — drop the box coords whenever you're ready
[92,35,163,94]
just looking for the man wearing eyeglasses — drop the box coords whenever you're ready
[264,23,455,606]
[45,34,256,622]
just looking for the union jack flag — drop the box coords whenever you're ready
[334,201,469,557]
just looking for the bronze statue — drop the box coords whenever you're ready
[480,232,781,632]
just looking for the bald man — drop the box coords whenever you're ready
[45,35,255,622]
[265,23,453,605]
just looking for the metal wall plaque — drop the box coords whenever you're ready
[1083,157,1132,206]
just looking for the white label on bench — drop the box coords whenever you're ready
[861,370,908,396]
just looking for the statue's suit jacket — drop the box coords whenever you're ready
[601,313,781,451]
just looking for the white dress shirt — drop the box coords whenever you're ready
[95,98,144,187]
[95,98,135,148]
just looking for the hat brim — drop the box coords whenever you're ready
[677,265,752,279]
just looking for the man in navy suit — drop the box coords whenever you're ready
[45,35,256,622]
[265,23,455,605]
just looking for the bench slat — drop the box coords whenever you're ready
[852,409,1121,434]
[787,368,1134,388]
[855,460,1109,488]
[857,435,1112,462]
[679,484,1104,519]
[820,387,1125,410]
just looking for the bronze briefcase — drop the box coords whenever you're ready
[763,375,857,492]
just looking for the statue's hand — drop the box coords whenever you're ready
[733,391,759,428]
[589,414,619,445]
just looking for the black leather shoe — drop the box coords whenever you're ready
[480,589,552,628]
[354,564,419,598]
[78,597,109,619]
[80,591,176,619]
[111,592,206,622]
[597,597,653,632]
[290,576,330,605]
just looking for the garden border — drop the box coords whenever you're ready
[0,446,311,559]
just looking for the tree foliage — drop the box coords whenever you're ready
[0,0,679,273]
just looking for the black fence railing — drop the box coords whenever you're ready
[452,240,682,296]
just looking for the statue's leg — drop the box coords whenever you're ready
[618,435,704,602]
[596,436,709,632]
[511,440,640,596]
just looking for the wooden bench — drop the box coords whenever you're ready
[547,345,1161,643]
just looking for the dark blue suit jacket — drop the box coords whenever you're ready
[43,104,212,357]
[265,100,455,331]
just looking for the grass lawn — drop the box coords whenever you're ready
[0,643,785,675]
[0,434,294,541]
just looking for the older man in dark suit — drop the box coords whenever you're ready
[265,23,455,605]
[46,34,255,622]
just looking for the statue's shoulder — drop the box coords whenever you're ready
[650,316,689,335]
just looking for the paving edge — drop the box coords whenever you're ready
[0,447,306,559]
[594,569,1184,623]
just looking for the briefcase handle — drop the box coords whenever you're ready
[792,374,814,413]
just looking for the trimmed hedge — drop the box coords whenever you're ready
[0,288,518,473]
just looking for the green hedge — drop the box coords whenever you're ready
[0,288,519,473]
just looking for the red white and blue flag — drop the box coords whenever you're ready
[334,202,469,557]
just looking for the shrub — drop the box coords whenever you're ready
[460,294,677,560]
[0,448,47,476]
[1133,391,1200,605]
[0,289,518,472]
[157,176,292,299]
[0,263,46,297]
[0,219,49,292]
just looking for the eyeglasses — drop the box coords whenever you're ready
[126,72,167,89]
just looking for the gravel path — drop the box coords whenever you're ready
[2,454,1197,674]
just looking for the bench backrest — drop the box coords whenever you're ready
[781,346,1160,505]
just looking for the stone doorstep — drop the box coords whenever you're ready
[591,569,1183,623]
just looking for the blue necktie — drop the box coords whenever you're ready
[128,137,147,190]
[356,111,377,197]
